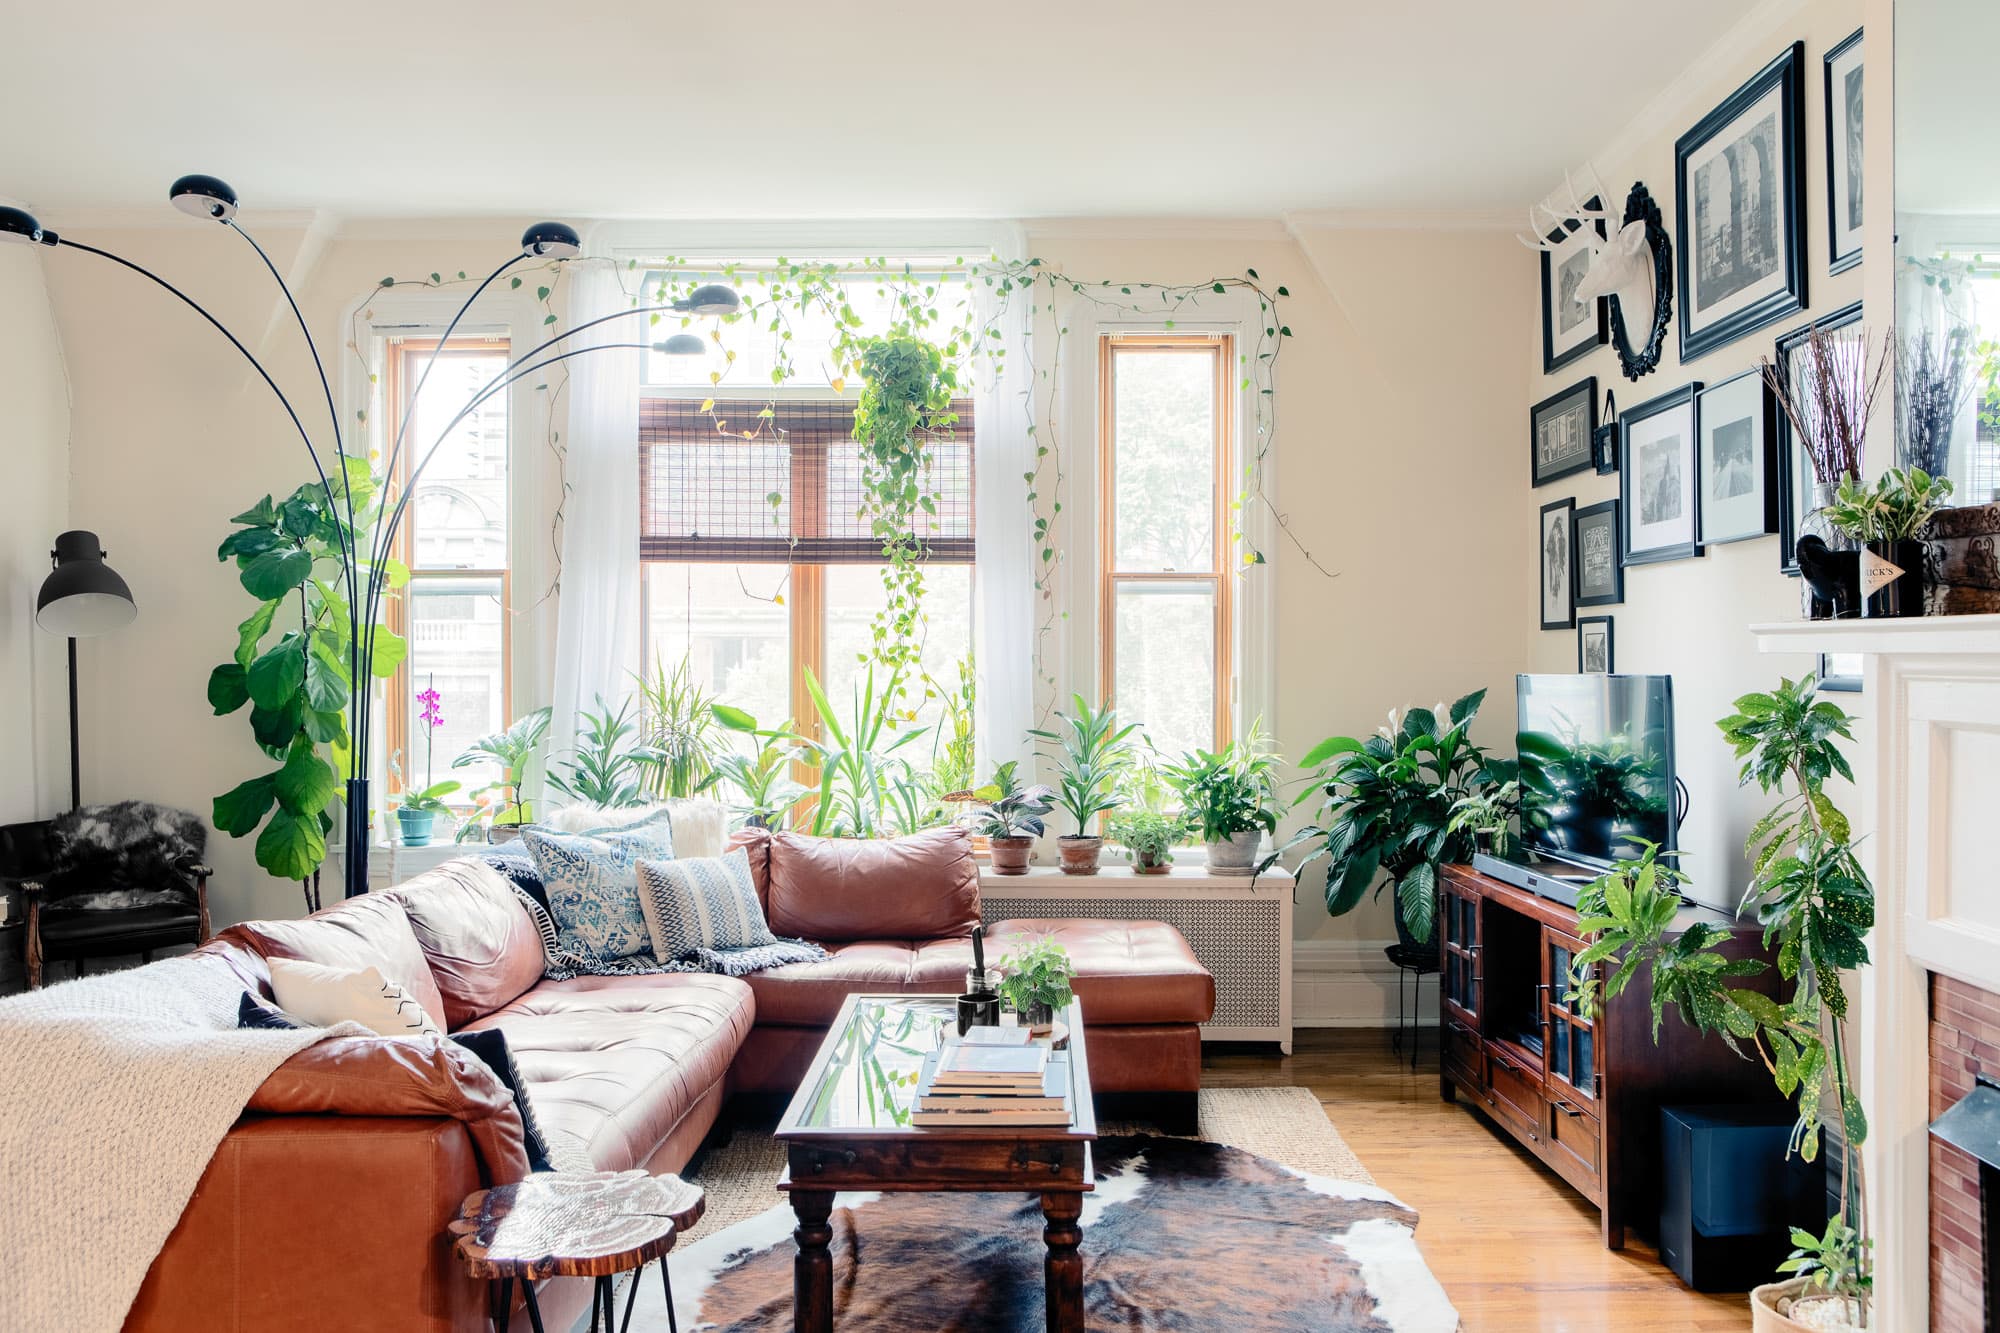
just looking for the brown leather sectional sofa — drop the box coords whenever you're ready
[125,826,1215,1331]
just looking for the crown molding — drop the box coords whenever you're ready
[37,206,326,233]
[1282,208,1520,233]
[1023,216,1292,243]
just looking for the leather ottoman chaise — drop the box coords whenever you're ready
[125,825,1215,1331]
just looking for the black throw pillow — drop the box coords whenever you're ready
[237,991,305,1030]
[449,1027,556,1173]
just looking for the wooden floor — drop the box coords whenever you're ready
[1204,1029,1749,1332]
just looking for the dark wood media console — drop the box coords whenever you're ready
[1437,863,1783,1249]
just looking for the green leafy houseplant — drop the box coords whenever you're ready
[1275,690,1509,945]
[1164,722,1281,870]
[796,664,926,838]
[633,655,722,800]
[710,705,807,829]
[1106,809,1191,873]
[952,760,1054,874]
[453,707,552,841]
[209,469,407,880]
[1566,677,1872,1326]
[1029,695,1140,874]
[547,695,663,809]
[1445,781,1519,856]
[997,934,1076,1028]
[1821,466,1953,543]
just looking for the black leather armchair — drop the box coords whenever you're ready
[0,817,212,989]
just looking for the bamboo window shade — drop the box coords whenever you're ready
[638,397,976,563]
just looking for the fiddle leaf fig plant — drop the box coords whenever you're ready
[208,465,407,880]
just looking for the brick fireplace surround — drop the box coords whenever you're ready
[1931,973,1999,1328]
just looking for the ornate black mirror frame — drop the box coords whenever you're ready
[1608,182,1673,381]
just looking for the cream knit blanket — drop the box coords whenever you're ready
[0,952,361,1333]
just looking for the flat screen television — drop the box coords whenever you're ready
[1514,673,1677,872]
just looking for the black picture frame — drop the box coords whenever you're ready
[1609,182,1675,382]
[1817,652,1863,693]
[1824,29,1864,276]
[1542,198,1610,374]
[1676,43,1808,363]
[1620,382,1704,566]
[1577,617,1615,674]
[1532,377,1598,486]
[1540,496,1576,630]
[1695,367,1780,545]
[1773,300,1865,575]
[1573,498,1625,607]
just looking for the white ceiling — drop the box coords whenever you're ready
[5,0,1758,222]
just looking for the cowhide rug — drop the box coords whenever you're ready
[614,1135,1458,1332]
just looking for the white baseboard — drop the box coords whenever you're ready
[1292,939,1440,1028]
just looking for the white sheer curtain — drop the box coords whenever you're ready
[546,262,642,784]
[972,252,1036,784]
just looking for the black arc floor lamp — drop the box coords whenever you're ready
[3,181,737,897]
[35,530,137,811]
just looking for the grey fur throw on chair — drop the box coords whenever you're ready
[43,802,208,913]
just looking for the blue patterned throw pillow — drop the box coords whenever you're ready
[522,809,674,970]
[637,850,780,960]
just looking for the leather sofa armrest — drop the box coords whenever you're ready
[248,1035,530,1183]
[129,1114,493,1332]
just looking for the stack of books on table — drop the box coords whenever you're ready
[912,1032,1070,1127]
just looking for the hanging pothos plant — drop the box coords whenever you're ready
[206,458,406,880]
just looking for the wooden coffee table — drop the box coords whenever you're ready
[775,993,1095,1333]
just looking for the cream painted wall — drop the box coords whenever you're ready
[1521,0,1863,910]
[1025,227,1536,947]
[0,244,72,824]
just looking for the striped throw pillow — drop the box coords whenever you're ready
[637,850,779,960]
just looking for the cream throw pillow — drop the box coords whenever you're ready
[266,957,444,1038]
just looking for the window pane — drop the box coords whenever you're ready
[405,349,509,570]
[1112,581,1215,760]
[822,563,974,758]
[1112,349,1215,573]
[643,562,792,728]
[405,576,506,797]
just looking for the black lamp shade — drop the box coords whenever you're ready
[678,283,741,316]
[653,334,706,356]
[520,221,581,259]
[169,174,239,223]
[37,531,136,637]
[0,205,54,246]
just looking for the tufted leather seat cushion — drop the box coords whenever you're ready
[984,919,1215,1025]
[745,937,976,1026]
[458,973,754,1172]
[393,859,547,1028]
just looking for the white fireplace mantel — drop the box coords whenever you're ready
[1752,613,2000,1333]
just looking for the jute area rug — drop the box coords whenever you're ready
[590,1087,1459,1332]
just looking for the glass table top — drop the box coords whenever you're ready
[786,995,1079,1133]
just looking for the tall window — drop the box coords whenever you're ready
[384,337,513,801]
[637,271,977,741]
[1099,333,1233,759]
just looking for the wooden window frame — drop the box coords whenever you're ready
[382,337,514,805]
[1097,332,1235,750]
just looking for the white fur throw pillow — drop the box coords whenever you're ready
[539,798,727,859]
[266,958,443,1038]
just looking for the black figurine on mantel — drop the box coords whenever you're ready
[1797,537,1861,620]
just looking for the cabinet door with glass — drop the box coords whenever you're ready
[1440,883,1482,1027]
[1542,926,1601,1113]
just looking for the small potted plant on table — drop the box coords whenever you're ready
[997,935,1076,1034]
[1165,722,1281,875]
[1822,466,1953,618]
[454,706,551,844]
[1445,780,1519,857]
[1107,809,1190,874]
[1030,695,1139,875]
[390,680,459,846]
[956,761,1055,875]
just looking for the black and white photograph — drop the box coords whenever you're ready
[1825,29,1864,274]
[1531,377,1598,486]
[1774,302,1865,574]
[1577,617,1615,675]
[1540,497,1576,630]
[1675,43,1807,362]
[1541,198,1609,373]
[1620,383,1703,565]
[1573,498,1624,607]
[1696,369,1778,545]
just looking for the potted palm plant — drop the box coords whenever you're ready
[996,934,1076,1033]
[955,761,1055,874]
[453,706,551,843]
[1164,722,1282,874]
[1274,691,1508,945]
[546,694,663,809]
[710,705,807,829]
[1030,695,1139,875]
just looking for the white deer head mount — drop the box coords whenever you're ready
[1519,170,1670,380]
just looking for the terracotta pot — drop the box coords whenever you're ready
[988,835,1034,875]
[1204,829,1261,876]
[1057,835,1103,875]
[1131,851,1172,875]
[1751,1279,1864,1333]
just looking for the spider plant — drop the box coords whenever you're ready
[632,654,722,799]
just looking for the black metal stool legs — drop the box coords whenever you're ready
[521,1279,547,1333]
[614,1257,679,1333]
[491,1276,514,1333]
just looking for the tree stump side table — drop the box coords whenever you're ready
[450,1170,705,1333]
